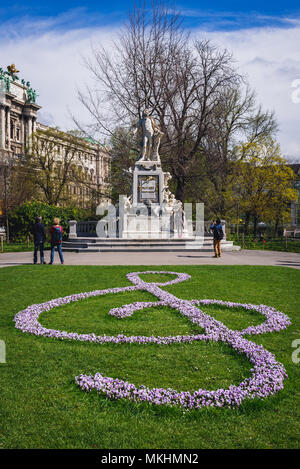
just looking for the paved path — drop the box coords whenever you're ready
[0,249,299,269]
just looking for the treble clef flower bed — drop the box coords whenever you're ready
[14,271,291,410]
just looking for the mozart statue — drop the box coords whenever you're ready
[132,108,164,162]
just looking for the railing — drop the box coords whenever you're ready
[69,219,226,239]
[76,221,97,237]
[283,229,300,238]
[196,220,226,238]
[228,223,300,239]
[228,233,300,253]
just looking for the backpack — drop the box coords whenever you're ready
[215,225,224,240]
[52,226,62,244]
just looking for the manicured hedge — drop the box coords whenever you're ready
[8,201,89,241]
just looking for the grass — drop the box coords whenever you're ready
[228,233,300,253]
[0,265,299,449]
[0,242,51,253]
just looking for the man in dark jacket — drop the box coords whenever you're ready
[210,218,224,258]
[32,216,46,264]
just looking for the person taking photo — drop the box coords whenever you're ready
[210,218,224,258]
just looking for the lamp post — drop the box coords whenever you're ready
[1,152,12,243]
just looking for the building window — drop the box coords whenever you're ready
[16,128,20,141]
[10,122,14,139]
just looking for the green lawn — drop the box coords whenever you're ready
[0,265,299,449]
[1,242,51,253]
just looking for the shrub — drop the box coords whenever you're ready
[8,201,90,241]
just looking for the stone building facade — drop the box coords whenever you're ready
[290,164,300,227]
[0,67,40,160]
[0,65,110,212]
[35,122,111,207]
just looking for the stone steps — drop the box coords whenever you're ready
[65,237,196,243]
[62,237,240,253]
[64,240,215,248]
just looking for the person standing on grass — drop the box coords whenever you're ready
[49,217,64,265]
[32,216,46,264]
[210,218,224,258]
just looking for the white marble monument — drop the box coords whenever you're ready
[120,108,191,239]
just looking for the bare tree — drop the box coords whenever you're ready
[0,154,38,239]
[78,0,277,202]
[200,86,278,213]
[22,128,90,206]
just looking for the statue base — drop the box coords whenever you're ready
[119,162,193,239]
[132,163,164,205]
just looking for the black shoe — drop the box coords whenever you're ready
[48,262,53,265]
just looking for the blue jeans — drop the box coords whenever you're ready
[34,242,44,264]
[50,243,64,264]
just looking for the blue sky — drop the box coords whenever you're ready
[1,1,300,158]
[1,1,300,33]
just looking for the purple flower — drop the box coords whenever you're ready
[14,270,291,410]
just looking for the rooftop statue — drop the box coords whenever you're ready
[0,72,10,92]
[132,108,164,163]
[7,64,19,81]
[7,64,19,75]
[26,87,37,103]
[0,64,37,97]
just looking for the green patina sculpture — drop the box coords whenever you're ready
[26,87,37,103]
[0,72,10,92]
[0,64,38,102]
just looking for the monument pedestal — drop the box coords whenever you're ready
[132,161,164,205]
[120,161,192,239]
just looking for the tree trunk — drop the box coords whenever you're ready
[253,215,258,238]
[274,218,279,237]
[175,176,185,202]
[244,212,250,235]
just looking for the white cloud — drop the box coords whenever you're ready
[1,19,300,159]
[202,26,300,159]
[0,26,117,131]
